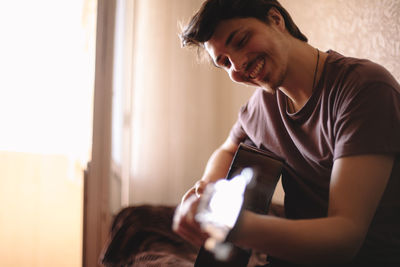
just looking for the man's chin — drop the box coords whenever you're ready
[260,84,277,94]
[264,89,276,94]
[243,80,276,94]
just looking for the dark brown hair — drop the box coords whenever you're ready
[181,0,307,48]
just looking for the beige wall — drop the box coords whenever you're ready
[281,0,400,82]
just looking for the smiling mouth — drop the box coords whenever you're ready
[248,57,265,80]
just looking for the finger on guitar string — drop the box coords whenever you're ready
[173,194,209,246]
[176,224,209,247]
[173,194,200,230]
[194,180,208,197]
[181,186,197,203]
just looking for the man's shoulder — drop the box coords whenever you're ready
[325,50,399,92]
[328,51,396,81]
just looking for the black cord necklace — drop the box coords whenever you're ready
[312,49,320,91]
[288,48,320,113]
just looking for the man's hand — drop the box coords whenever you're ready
[173,188,210,247]
[173,137,238,247]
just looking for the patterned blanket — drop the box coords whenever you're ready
[100,205,199,267]
[100,204,285,266]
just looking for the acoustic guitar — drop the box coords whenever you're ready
[194,143,283,267]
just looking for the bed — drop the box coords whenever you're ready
[100,204,284,267]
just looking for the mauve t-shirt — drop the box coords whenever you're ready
[229,50,400,264]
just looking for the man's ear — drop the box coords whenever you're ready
[267,7,285,30]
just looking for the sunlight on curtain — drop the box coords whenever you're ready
[128,0,253,205]
[0,0,97,266]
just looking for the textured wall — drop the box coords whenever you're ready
[281,0,400,82]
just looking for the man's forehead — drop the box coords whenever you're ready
[212,18,243,41]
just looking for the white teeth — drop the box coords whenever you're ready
[249,58,264,79]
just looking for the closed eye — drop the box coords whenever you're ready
[236,33,249,49]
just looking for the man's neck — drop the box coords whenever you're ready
[279,42,327,112]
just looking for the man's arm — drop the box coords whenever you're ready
[181,137,239,201]
[233,154,394,264]
[173,137,239,246]
[196,137,239,191]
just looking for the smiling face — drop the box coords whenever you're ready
[204,15,290,93]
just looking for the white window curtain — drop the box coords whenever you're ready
[121,0,253,205]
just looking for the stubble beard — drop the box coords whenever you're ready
[261,67,285,94]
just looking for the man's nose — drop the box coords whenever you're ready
[230,54,246,72]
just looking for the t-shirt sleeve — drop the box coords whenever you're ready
[229,118,247,145]
[334,81,400,160]
[229,106,249,145]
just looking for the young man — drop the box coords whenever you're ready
[173,0,400,266]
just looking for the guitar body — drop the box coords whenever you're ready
[194,143,283,267]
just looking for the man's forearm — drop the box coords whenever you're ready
[201,146,236,183]
[181,138,238,201]
[234,212,364,264]
[200,137,239,183]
